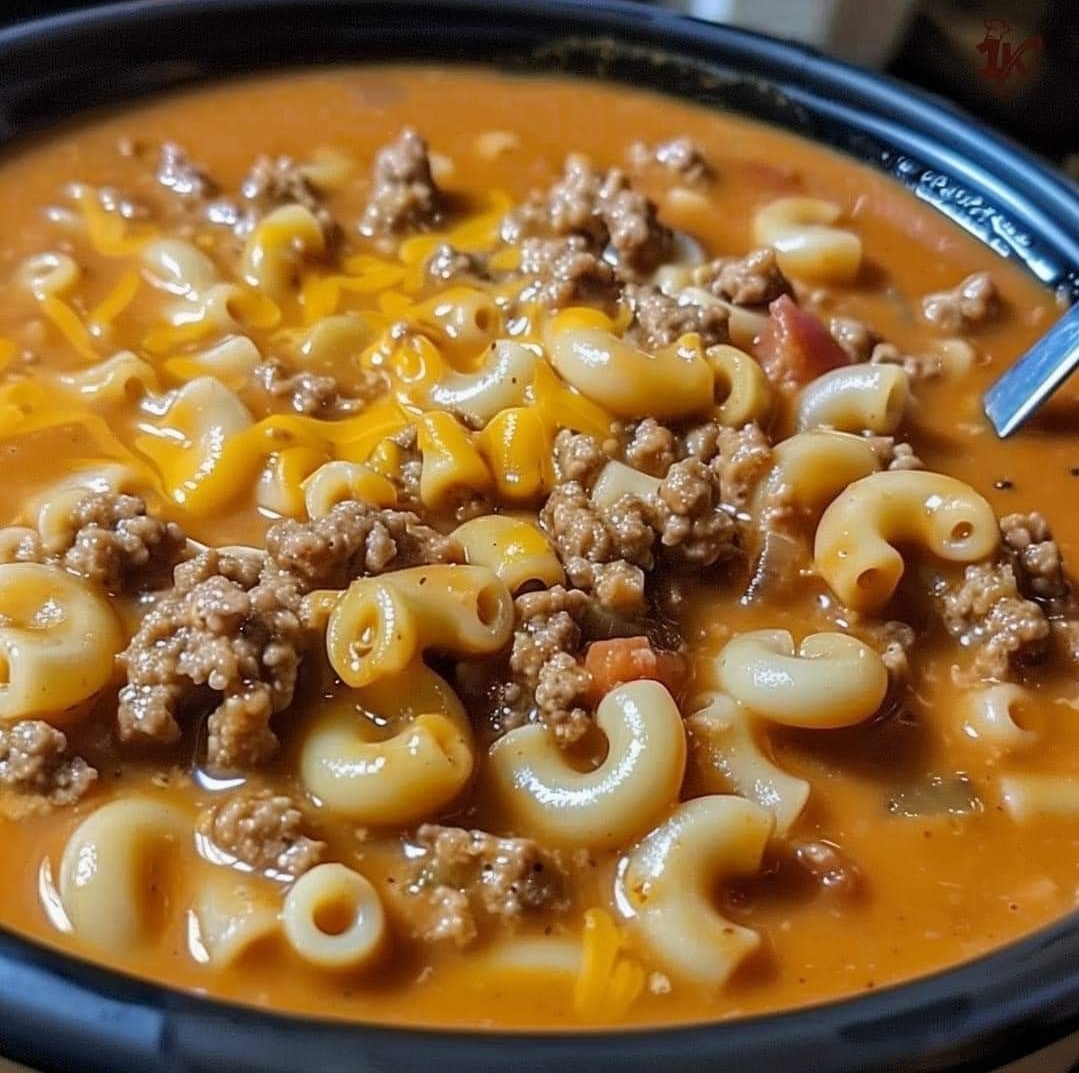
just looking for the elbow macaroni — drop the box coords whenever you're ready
[486,679,687,850]
[426,339,536,424]
[282,863,387,972]
[0,563,123,724]
[191,870,282,968]
[794,364,911,435]
[619,795,774,987]
[754,430,880,531]
[962,683,1037,753]
[752,197,862,284]
[302,461,397,518]
[717,629,888,729]
[299,664,474,825]
[706,343,773,428]
[452,514,564,593]
[686,691,810,837]
[325,564,513,687]
[546,309,714,420]
[814,470,999,614]
[58,798,188,953]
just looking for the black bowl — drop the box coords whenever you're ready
[1,3,1079,1072]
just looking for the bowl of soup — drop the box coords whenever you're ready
[0,1,1078,1071]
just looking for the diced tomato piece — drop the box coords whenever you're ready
[585,636,687,702]
[754,293,850,389]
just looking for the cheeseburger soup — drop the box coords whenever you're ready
[0,66,1074,1029]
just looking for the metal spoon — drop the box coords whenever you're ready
[984,302,1079,437]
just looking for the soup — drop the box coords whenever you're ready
[0,65,1074,1030]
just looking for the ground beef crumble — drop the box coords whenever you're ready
[541,447,743,610]
[426,243,488,283]
[264,500,462,594]
[552,428,615,486]
[853,619,917,685]
[504,585,595,744]
[518,236,620,309]
[360,129,443,237]
[1000,511,1071,611]
[396,824,567,947]
[156,142,216,201]
[240,154,337,240]
[692,248,792,307]
[864,436,925,472]
[502,153,672,279]
[829,316,877,363]
[540,480,653,614]
[624,418,678,478]
[254,360,385,417]
[0,720,96,815]
[627,137,713,183]
[935,561,1050,680]
[626,283,730,350]
[197,787,325,878]
[6,492,188,596]
[651,458,742,565]
[682,421,774,508]
[118,549,305,772]
[922,271,999,332]
[869,343,943,383]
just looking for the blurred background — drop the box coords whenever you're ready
[1,0,1075,174]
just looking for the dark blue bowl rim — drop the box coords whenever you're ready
[0,2,1077,1072]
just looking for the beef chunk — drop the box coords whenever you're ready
[398,824,567,947]
[552,429,613,486]
[502,154,672,278]
[624,418,678,478]
[1000,511,1071,611]
[360,129,443,236]
[62,494,187,594]
[602,175,674,277]
[864,436,925,472]
[505,585,595,744]
[626,284,730,350]
[426,243,488,283]
[627,137,713,183]
[240,154,337,240]
[156,142,216,200]
[936,561,1050,680]
[922,271,999,332]
[255,361,345,416]
[8,492,187,596]
[118,550,306,772]
[855,619,917,684]
[829,316,877,363]
[693,248,792,306]
[198,788,325,878]
[0,720,96,814]
[254,360,384,417]
[651,458,741,566]
[682,421,774,508]
[540,481,652,613]
[518,236,620,308]
[541,454,742,608]
[264,500,462,593]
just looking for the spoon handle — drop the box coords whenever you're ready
[984,302,1079,438]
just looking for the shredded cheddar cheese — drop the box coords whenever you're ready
[573,909,646,1021]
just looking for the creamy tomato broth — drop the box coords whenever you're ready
[0,66,1073,1029]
